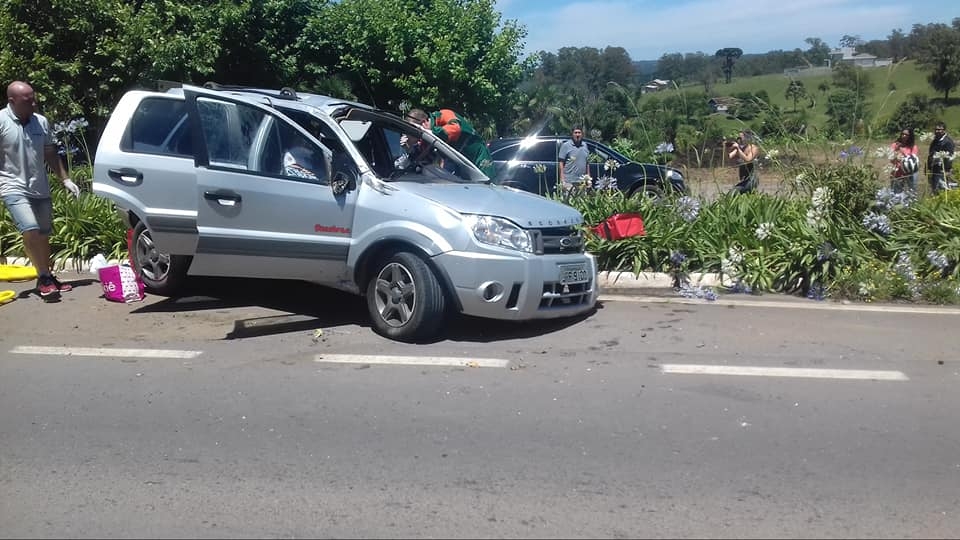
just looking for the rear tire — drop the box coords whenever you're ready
[131,221,189,296]
[366,251,446,342]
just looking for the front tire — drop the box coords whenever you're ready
[130,221,189,296]
[366,252,446,342]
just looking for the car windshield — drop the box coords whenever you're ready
[336,108,489,185]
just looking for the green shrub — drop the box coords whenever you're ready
[0,168,127,269]
[566,154,960,303]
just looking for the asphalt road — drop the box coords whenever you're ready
[1,273,958,538]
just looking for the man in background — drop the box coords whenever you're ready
[927,121,955,194]
[559,126,590,192]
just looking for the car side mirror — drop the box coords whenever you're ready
[331,172,353,196]
[330,154,357,196]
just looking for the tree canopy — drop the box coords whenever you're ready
[0,0,527,136]
[913,19,960,101]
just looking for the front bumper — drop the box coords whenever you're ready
[434,250,598,321]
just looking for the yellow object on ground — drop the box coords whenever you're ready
[0,264,38,282]
[0,290,15,305]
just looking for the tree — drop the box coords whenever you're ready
[655,53,685,84]
[887,28,907,62]
[296,0,529,130]
[884,94,942,134]
[838,34,862,49]
[826,88,868,136]
[832,63,873,101]
[914,23,960,101]
[785,79,807,111]
[0,0,253,134]
[714,47,743,84]
[804,37,831,67]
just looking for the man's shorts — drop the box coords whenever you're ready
[1,193,53,235]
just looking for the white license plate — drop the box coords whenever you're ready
[559,264,589,284]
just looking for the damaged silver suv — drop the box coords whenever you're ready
[93,83,597,341]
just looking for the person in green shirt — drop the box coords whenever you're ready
[406,108,494,178]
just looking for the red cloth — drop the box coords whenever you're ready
[591,213,645,241]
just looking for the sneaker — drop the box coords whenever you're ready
[36,275,61,301]
[50,275,73,293]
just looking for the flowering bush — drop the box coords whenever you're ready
[53,117,92,182]
[568,156,960,303]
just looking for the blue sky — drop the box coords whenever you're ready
[495,0,959,61]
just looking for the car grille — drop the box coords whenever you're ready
[532,226,585,255]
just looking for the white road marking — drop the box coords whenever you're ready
[599,294,960,315]
[661,363,909,381]
[10,345,202,359]
[314,354,510,368]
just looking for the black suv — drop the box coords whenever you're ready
[487,136,686,197]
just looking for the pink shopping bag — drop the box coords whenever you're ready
[98,263,145,303]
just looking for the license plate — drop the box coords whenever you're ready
[559,263,589,284]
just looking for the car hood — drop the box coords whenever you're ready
[398,182,583,228]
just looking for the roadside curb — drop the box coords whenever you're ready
[598,271,726,290]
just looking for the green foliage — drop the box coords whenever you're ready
[560,155,960,302]
[0,0,141,123]
[884,93,942,135]
[830,260,913,302]
[918,279,960,304]
[825,88,868,136]
[49,187,128,272]
[832,63,874,102]
[913,22,960,101]
[785,79,807,112]
[296,0,528,128]
[0,169,126,268]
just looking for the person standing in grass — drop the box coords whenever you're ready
[0,80,79,301]
[889,127,919,193]
[927,122,954,194]
[727,130,760,194]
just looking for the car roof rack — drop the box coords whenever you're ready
[201,81,299,101]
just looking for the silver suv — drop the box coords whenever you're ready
[93,83,597,341]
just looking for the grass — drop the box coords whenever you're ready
[705,60,960,133]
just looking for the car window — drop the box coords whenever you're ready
[276,121,327,183]
[122,97,193,157]
[489,143,518,160]
[586,142,613,161]
[283,108,349,181]
[586,141,629,163]
[197,98,248,167]
[497,140,557,163]
[196,97,327,183]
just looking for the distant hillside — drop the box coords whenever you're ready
[694,60,960,135]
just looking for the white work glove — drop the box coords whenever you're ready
[62,178,80,198]
[399,134,409,148]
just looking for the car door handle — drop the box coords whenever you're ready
[108,168,143,184]
[203,190,242,206]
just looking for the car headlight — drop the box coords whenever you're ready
[463,215,534,253]
[666,169,683,181]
